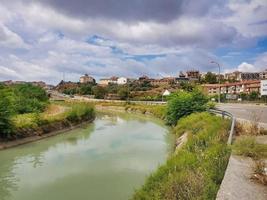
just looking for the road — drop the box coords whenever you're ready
[217,103,267,126]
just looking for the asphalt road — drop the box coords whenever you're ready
[217,103,267,125]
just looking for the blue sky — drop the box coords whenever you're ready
[0,0,267,84]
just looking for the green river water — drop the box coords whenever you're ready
[0,112,173,200]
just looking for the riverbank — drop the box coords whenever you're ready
[0,119,94,150]
[0,102,95,150]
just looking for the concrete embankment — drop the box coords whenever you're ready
[0,119,94,150]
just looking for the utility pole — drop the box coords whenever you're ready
[211,61,221,103]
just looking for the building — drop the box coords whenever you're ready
[79,74,95,84]
[203,80,261,96]
[224,71,261,81]
[117,77,128,85]
[99,76,118,85]
[179,71,186,78]
[186,70,200,81]
[260,69,267,80]
[225,71,242,81]
[241,72,260,81]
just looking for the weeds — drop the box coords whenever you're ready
[232,136,267,159]
[11,102,95,134]
[132,112,230,200]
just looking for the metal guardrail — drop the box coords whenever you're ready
[208,108,236,145]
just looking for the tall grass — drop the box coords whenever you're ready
[11,102,95,130]
[132,112,230,200]
[125,104,166,119]
[232,136,267,159]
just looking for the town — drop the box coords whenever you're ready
[2,69,267,102]
[1,1,267,200]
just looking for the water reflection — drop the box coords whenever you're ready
[0,112,172,200]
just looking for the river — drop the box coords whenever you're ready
[0,112,173,200]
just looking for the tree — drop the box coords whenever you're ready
[204,72,217,84]
[118,87,129,100]
[166,89,208,125]
[0,93,13,138]
[180,82,195,92]
[92,86,106,99]
[13,84,49,114]
[79,84,93,95]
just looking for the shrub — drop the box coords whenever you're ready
[166,89,208,125]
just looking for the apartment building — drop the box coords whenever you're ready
[203,80,260,95]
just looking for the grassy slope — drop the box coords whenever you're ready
[132,112,230,200]
[11,101,95,131]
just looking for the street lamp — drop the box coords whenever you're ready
[211,61,221,103]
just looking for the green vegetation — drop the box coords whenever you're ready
[0,83,49,114]
[166,89,208,125]
[0,83,95,140]
[204,72,218,84]
[125,104,166,120]
[0,84,49,138]
[62,83,96,95]
[232,136,267,159]
[0,90,13,137]
[132,112,230,200]
[11,102,95,134]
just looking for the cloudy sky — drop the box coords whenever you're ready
[0,0,267,84]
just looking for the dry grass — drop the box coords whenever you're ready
[235,122,267,137]
[43,104,67,116]
[251,160,267,185]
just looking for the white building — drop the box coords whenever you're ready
[117,77,128,85]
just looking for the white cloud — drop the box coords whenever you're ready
[0,23,28,48]
[237,62,257,72]
[224,0,267,37]
[0,0,266,84]
[228,52,267,73]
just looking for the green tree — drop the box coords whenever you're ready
[0,93,13,138]
[79,84,93,95]
[180,82,195,92]
[92,86,106,99]
[118,87,129,100]
[13,84,49,114]
[166,89,208,125]
[205,72,218,84]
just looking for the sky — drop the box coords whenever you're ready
[0,0,267,84]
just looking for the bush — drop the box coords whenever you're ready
[166,89,208,125]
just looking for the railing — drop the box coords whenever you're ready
[208,108,235,145]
